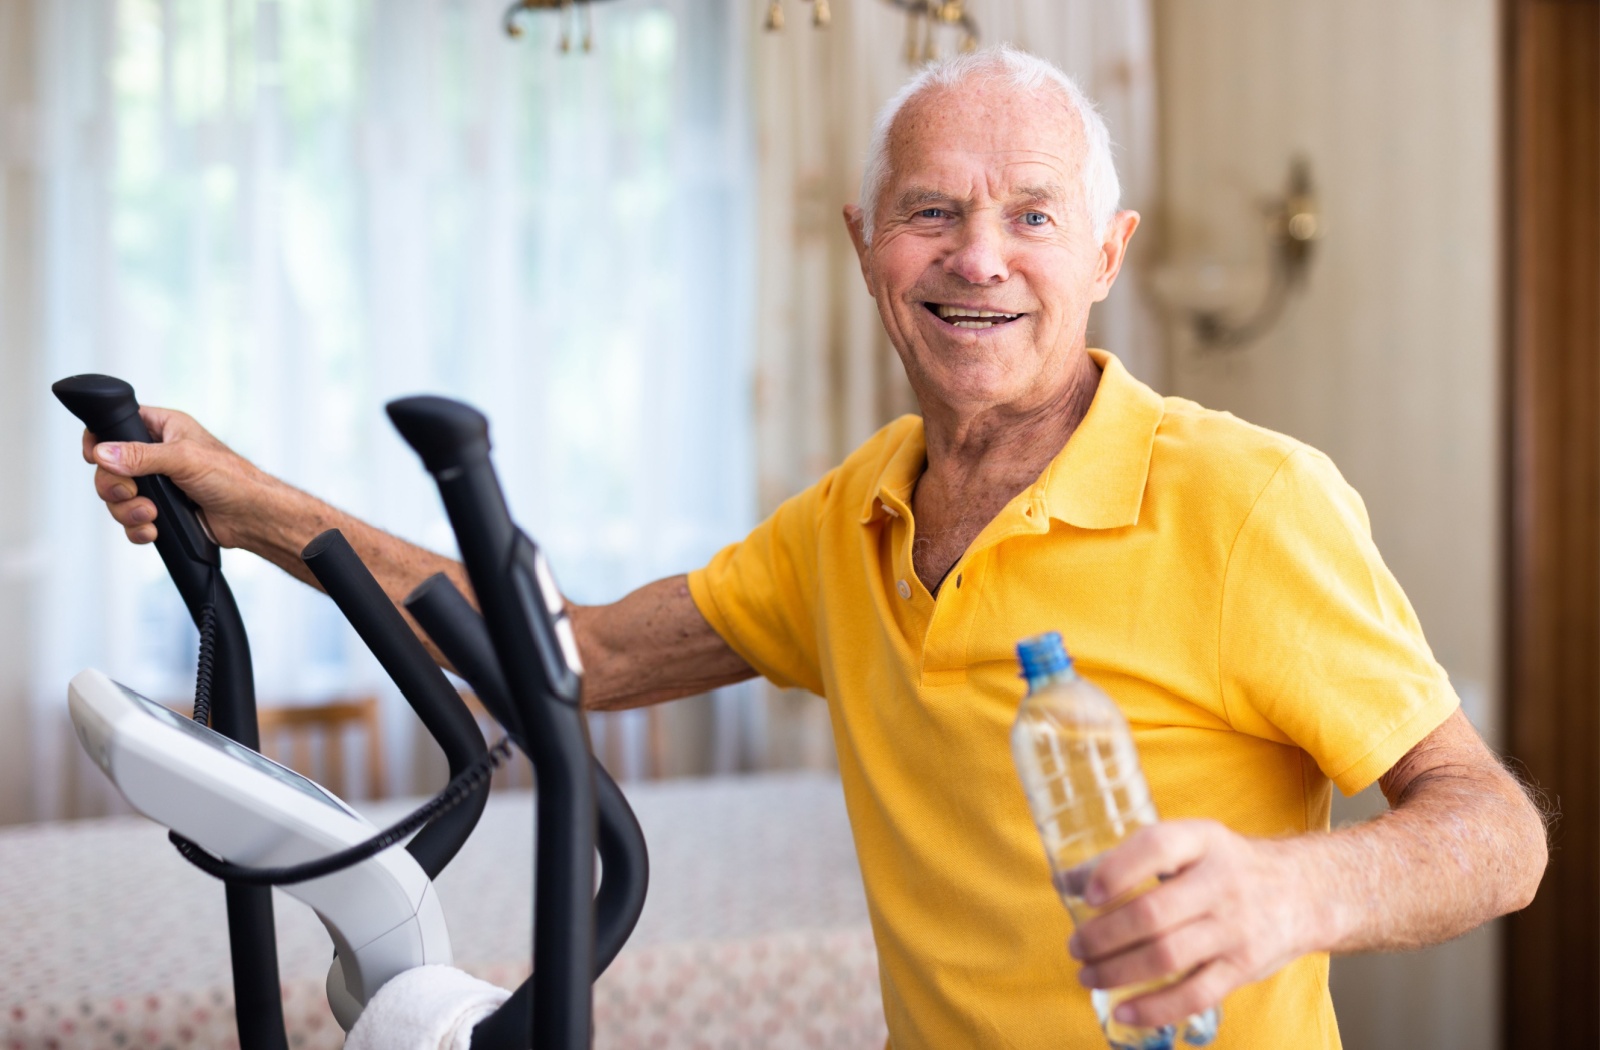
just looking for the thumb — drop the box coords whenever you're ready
[94,439,190,481]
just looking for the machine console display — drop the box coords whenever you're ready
[113,681,356,816]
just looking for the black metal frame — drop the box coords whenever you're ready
[54,375,649,1049]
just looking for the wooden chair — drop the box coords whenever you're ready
[256,695,387,801]
[591,706,669,782]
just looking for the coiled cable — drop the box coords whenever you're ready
[191,596,218,727]
[169,737,514,886]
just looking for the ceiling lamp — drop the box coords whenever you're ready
[501,0,980,62]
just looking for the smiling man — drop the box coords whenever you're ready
[85,47,1545,1050]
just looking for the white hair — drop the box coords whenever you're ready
[858,46,1120,244]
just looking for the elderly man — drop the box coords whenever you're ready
[86,47,1543,1049]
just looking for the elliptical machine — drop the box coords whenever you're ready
[55,375,648,1048]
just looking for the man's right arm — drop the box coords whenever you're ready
[86,406,756,703]
[570,578,757,711]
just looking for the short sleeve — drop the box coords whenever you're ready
[1219,448,1459,796]
[686,472,833,697]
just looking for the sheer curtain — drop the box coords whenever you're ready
[31,0,757,819]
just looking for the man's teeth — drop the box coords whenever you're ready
[932,304,1021,329]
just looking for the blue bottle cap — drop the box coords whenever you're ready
[1016,632,1072,680]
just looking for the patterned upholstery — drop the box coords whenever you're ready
[0,774,885,1049]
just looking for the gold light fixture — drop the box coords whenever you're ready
[503,0,978,60]
[763,0,977,61]
[1151,157,1325,352]
[503,0,596,53]
[894,1,979,64]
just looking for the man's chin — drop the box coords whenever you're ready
[908,363,1039,412]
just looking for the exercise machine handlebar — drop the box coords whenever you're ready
[301,529,491,879]
[51,374,289,1050]
[388,394,607,1050]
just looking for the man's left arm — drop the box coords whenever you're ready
[1068,708,1548,1029]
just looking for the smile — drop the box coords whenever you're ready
[925,303,1024,330]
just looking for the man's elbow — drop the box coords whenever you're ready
[1500,788,1551,915]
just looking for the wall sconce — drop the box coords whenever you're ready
[1152,157,1323,351]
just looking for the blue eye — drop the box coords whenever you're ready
[1022,211,1049,227]
[917,208,946,219]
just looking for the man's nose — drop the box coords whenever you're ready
[944,215,1010,285]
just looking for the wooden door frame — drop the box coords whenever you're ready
[1502,0,1599,1044]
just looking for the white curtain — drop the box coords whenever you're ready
[27,0,758,819]
[748,0,1160,765]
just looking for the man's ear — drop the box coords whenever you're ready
[1091,210,1141,303]
[843,204,876,295]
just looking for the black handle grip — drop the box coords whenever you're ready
[386,396,491,475]
[52,374,219,568]
[302,530,489,879]
[51,373,146,437]
[407,574,526,743]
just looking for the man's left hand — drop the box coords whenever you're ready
[1067,820,1320,1028]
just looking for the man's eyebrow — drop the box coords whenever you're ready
[894,187,965,212]
[1012,183,1068,205]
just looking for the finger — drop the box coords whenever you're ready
[1078,916,1227,992]
[93,437,189,481]
[107,496,157,531]
[94,466,140,504]
[1072,874,1212,963]
[81,428,97,465]
[1109,957,1241,1030]
[124,523,159,545]
[1085,821,1215,908]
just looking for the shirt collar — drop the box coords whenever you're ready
[1039,349,1165,530]
[859,349,1165,531]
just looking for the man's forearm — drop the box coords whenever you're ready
[1072,709,1548,1028]
[232,478,756,707]
[233,475,473,663]
[1297,718,1548,955]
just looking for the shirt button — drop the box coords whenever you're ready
[897,579,912,599]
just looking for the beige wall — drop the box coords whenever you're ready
[0,0,39,825]
[1153,0,1501,1046]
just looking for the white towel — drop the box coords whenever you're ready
[344,965,511,1050]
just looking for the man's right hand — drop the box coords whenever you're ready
[83,405,269,549]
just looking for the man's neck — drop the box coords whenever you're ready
[908,349,1102,593]
[920,350,1102,498]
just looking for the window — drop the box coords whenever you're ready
[35,0,754,810]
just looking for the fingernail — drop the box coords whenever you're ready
[1085,882,1107,907]
[1067,934,1082,959]
[1078,966,1098,988]
[130,505,153,523]
[97,444,121,467]
[1114,1005,1137,1024]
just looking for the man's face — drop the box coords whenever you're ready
[846,80,1137,416]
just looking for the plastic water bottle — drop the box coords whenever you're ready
[1010,632,1220,1050]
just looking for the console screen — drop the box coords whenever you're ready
[115,682,358,817]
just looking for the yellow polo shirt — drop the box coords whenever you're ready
[688,350,1458,1049]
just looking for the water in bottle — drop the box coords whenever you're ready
[1010,632,1220,1050]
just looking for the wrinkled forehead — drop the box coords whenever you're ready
[884,81,1088,200]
